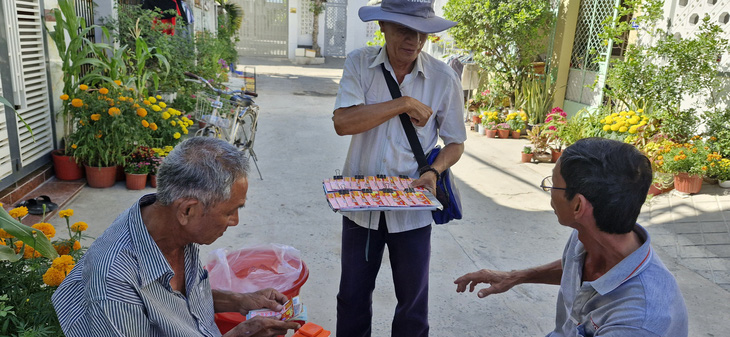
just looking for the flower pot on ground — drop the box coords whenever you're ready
[719,180,730,188]
[673,173,703,194]
[125,173,148,190]
[550,148,562,163]
[511,131,521,139]
[533,151,552,163]
[51,149,84,180]
[486,129,497,138]
[84,165,117,188]
[496,123,510,139]
[505,111,527,139]
[472,115,481,125]
[477,123,486,135]
[521,152,533,163]
[150,174,157,188]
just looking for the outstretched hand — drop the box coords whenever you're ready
[226,316,300,337]
[454,269,517,298]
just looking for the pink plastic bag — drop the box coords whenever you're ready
[206,244,304,294]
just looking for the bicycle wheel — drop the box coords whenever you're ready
[234,107,258,152]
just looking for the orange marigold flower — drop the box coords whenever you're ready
[60,94,69,100]
[71,99,83,108]
[31,222,56,239]
[55,244,71,256]
[150,122,158,131]
[141,120,150,128]
[91,114,101,121]
[137,108,148,117]
[71,221,88,232]
[114,80,122,86]
[9,206,28,219]
[73,240,81,251]
[79,84,89,91]
[58,209,74,218]
[99,88,109,95]
[108,107,121,116]
[71,144,78,149]
[0,229,14,239]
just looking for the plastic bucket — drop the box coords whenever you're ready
[210,248,309,334]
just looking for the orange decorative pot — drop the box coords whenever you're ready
[486,129,497,138]
[52,150,83,180]
[511,131,521,139]
[521,153,533,163]
[673,173,702,194]
[84,165,117,188]
[551,149,563,163]
[496,129,510,139]
[125,173,148,190]
[150,175,157,188]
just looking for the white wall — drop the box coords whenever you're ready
[288,0,324,60]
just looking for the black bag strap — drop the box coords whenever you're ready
[380,63,429,169]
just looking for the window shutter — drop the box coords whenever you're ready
[0,70,14,180]
[6,0,53,166]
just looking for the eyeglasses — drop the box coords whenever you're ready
[540,176,568,192]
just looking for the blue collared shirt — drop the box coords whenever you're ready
[334,46,467,233]
[52,194,221,337]
[549,224,688,337]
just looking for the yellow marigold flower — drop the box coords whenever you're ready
[99,88,109,95]
[32,222,56,239]
[79,84,89,91]
[183,128,188,135]
[187,120,194,127]
[73,240,81,251]
[148,96,157,103]
[162,112,171,120]
[55,244,70,256]
[174,132,181,139]
[170,120,176,126]
[9,206,29,219]
[60,94,70,100]
[58,209,74,218]
[71,221,88,232]
[143,100,151,105]
[133,103,140,108]
[151,105,161,112]
[702,166,708,171]
[156,95,162,100]
[137,108,148,117]
[108,107,121,116]
[150,122,158,131]
[602,125,610,132]
[0,229,14,239]
[618,126,628,133]
[71,98,83,108]
[114,80,122,86]
[52,255,75,272]
[91,113,101,121]
[71,144,78,149]
[15,241,41,259]
[43,267,66,286]
[159,102,167,108]
[142,120,150,128]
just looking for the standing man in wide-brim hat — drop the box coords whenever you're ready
[332,0,466,336]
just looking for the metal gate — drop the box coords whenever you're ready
[234,0,288,57]
[324,0,346,57]
[564,0,621,108]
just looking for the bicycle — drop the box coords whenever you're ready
[184,72,263,180]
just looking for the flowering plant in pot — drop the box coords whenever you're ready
[496,123,511,138]
[526,126,551,162]
[659,139,714,193]
[506,111,527,138]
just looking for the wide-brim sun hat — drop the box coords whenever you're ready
[359,0,457,34]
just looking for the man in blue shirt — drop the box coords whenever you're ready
[455,138,688,336]
[52,137,300,337]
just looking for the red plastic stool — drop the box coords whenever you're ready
[293,322,330,337]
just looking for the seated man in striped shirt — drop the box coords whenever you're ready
[455,138,688,337]
[52,137,299,337]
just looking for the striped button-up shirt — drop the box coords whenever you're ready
[334,46,467,233]
[52,194,221,337]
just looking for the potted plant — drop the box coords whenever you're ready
[506,110,527,139]
[526,125,551,162]
[659,139,713,194]
[712,158,730,188]
[124,161,150,190]
[642,138,676,195]
[543,107,568,162]
[149,146,173,188]
[69,84,146,188]
[521,146,533,163]
[496,123,511,139]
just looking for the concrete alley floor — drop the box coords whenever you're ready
[48,57,730,336]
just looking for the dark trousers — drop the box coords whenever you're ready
[336,214,431,337]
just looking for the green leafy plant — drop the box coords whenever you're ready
[659,140,713,176]
[521,76,557,125]
[522,146,532,154]
[526,125,550,154]
[444,0,555,103]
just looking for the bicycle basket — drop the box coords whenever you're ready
[194,91,237,128]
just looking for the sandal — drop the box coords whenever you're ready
[16,195,58,215]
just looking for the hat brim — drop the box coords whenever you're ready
[359,6,456,34]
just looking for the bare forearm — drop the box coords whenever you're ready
[332,98,409,135]
[512,259,563,286]
[430,142,464,173]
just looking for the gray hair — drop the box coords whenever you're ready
[156,137,249,207]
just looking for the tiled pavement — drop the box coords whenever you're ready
[641,187,730,292]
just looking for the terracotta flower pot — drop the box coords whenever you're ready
[496,129,510,139]
[521,153,533,163]
[150,175,157,188]
[472,116,481,124]
[486,129,497,138]
[511,131,521,139]
[125,173,148,190]
[550,149,563,163]
[673,173,703,194]
[51,149,84,181]
[648,182,673,196]
[84,165,117,188]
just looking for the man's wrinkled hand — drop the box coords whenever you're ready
[237,288,288,314]
[454,269,516,298]
[403,96,433,127]
[226,316,300,337]
[410,171,437,196]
